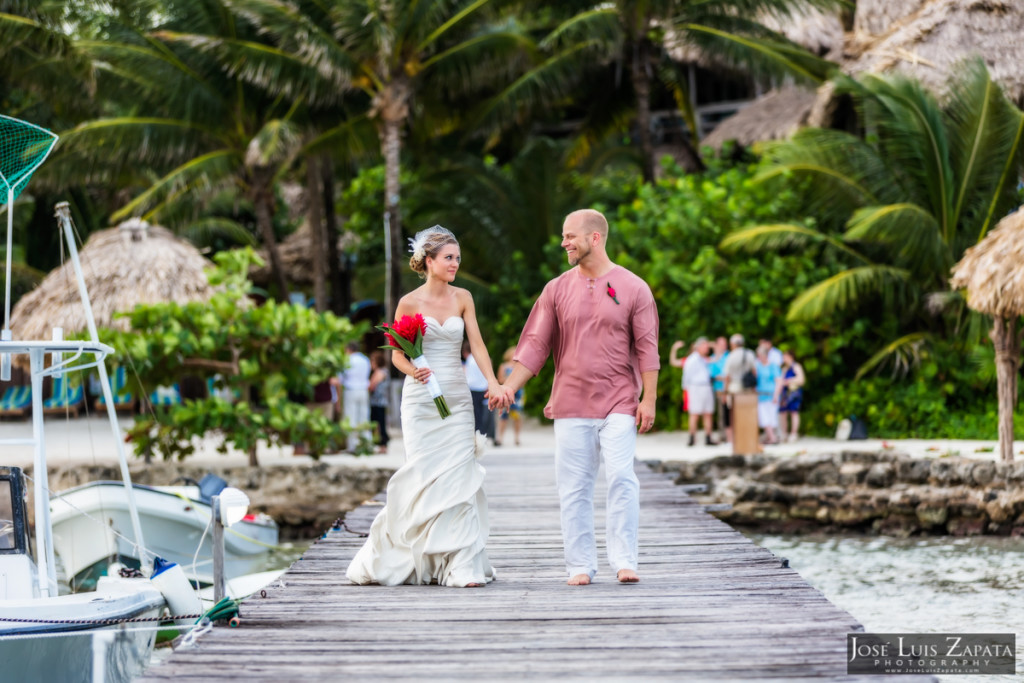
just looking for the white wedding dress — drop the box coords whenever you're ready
[346,315,495,587]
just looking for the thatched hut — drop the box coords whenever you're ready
[10,218,214,340]
[704,0,1024,147]
[950,208,1024,462]
[701,85,819,149]
[840,0,1024,106]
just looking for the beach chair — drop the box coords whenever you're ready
[207,375,240,402]
[0,385,31,417]
[149,384,181,408]
[94,366,135,413]
[43,375,84,416]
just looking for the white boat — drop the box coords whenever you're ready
[0,122,173,683]
[0,467,165,683]
[51,479,279,588]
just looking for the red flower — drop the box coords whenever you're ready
[376,314,451,418]
[606,282,620,305]
[382,314,426,350]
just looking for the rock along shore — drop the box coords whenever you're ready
[654,450,1024,537]
[31,462,395,539]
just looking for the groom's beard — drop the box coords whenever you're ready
[567,242,591,266]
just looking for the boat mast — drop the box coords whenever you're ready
[53,203,150,569]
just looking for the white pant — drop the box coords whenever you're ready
[553,414,639,579]
[343,389,371,450]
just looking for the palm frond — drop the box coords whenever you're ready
[178,216,257,247]
[788,264,910,321]
[677,22,834,85]
[842,203,948,279]
[854,332,931,380]
[755,128,893,223]
[154,30,350,106]
[111,148,239,222]
[539,7,619,52]
[721,223,869,264]
[470,39,602,136]
[845,73,954,238]
[941,58,1024,246]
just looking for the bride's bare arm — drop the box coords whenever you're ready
[390,296,431,383]
[458,290,504,403]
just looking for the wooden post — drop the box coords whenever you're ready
[732,392,761,455]
[992,317,1020,462]
[212,495,225,603]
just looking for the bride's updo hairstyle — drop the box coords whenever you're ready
[408,225,459,278]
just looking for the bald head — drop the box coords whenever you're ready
[565,209,609,241]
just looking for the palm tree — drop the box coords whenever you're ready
[215,0,532,321]
[51,1,314,299]
[495,0,840,182]
[721,60,1024,375]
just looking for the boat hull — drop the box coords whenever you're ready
[0,577,166,683]
[50,482,279,587]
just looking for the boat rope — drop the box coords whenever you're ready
[0,597,242,628]
[0,614,201,625]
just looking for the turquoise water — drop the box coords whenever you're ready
[752,534,1024,682]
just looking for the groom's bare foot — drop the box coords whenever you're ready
[617,569,640,583]
[567,574,591,586]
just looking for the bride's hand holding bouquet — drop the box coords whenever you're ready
[379,313,451,419]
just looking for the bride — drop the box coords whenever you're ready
[346,226,500,587]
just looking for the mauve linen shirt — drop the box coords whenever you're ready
[515,264,660,420]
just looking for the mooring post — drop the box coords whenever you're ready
[212,495,226,604]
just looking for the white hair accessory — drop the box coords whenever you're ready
[408,225,456,262]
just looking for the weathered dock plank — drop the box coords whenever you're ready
[139,451,935,682]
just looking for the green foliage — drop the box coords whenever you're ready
[725,61,1024,376]
[606,155,868,429]
[807,346,1024,440]
[476,154,879,430]
[108,248,365,462]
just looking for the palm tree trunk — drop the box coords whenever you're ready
[630,38,656,184]
[991,317,1020,462]
[306,155,327,312]
[321,156,346,315]
[252,172,289,301]
[381,117,403,322]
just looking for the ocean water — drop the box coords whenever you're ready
[752,534,1024,681]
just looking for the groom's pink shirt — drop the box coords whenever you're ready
[514,264,660,420]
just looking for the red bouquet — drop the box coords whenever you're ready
[378,314,451,418]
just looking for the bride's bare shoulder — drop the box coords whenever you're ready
[396,289,426,315]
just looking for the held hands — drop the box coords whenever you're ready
[486,380,511,411]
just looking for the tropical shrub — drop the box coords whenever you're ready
[108,248,365,463]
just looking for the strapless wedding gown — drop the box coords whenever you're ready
[346,315,495,587]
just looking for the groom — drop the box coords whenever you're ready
[495,209,659,585]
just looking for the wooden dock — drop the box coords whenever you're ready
[140,451,935,681]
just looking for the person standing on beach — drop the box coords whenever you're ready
[334,341,371,452]
[496,209,660,586]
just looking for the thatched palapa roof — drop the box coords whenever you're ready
[667,7,844,65]
[703,0,1024,148]
[851,0,926,37]
[950,208,1024,318]
[10,218,214,340]
[842,0,1024,104]
[701,85,819,149]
